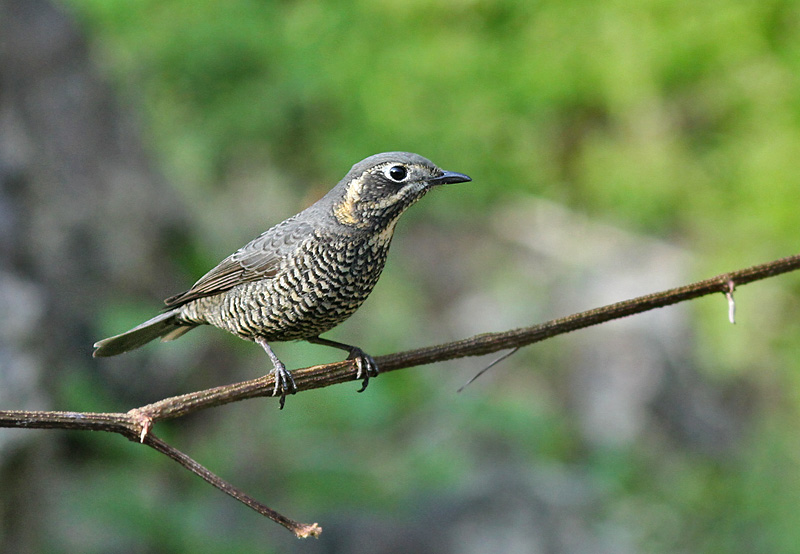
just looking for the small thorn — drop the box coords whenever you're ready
[725,279,736,324]
[128,408,153,443]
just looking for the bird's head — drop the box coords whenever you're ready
[328,152,471,230]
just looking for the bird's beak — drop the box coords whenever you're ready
[429,170,472,186]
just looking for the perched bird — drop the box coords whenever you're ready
[93,152,471,406]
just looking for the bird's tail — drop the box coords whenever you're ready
[93,309,195,357]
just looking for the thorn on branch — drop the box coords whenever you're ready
[127,408,153,443]
[725,279,736,324]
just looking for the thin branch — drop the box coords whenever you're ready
[0,252,798,534]
[143,434,321,538]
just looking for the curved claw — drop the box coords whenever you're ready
[305,336,380,394]
[272,362,297,409]
[347,347,379,393]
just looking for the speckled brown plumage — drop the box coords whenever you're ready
[177,224,395,341]
[93,152,471,405]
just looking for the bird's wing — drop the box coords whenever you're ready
[164,218,315,307]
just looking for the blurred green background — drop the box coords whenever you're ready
[2,0,800,552]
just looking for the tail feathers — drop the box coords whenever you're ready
[93,310,195,357]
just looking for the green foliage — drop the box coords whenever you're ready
[67,0,800,249]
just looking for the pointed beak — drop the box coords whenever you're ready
[429,170,472,186]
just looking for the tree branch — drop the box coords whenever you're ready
[1,252,798,535]
[143,433,321,538]
[0,409,321,537]
[129,252,800,421]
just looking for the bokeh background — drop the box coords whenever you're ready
[2,0,800,552]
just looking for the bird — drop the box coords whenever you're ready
[93,152,471,407]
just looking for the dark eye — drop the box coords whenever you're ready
[387,165,408,182]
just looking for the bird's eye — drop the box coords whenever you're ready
[387,165,408,182]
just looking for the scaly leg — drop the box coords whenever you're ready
[255,337,297,409]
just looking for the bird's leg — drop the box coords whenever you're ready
[307,336,379,392]
[255,337,297,409]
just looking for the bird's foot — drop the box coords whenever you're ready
[347,347,379,393]
[256,337,297,409]
[270,360,297,409]
[306,336,379,393]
